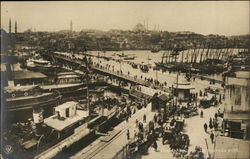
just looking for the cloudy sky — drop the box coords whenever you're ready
[1,1,249,35]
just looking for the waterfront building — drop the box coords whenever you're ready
[223,70,250,140]
[173,80,194,102]
[214,50,250,159]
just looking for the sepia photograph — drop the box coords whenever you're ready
[0,1,249,159]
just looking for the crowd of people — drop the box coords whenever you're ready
[203,108,223,144]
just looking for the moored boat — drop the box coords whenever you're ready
[4,85,62,121]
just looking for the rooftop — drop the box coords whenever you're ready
[13,70,47,80]
[44,109,88,131]
[56,101,78,110]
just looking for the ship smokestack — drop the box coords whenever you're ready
[33,106,44,136]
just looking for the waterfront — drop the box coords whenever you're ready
[1,1,250,159]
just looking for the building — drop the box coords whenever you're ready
[223,70,250,140]
[133,23,147,32]
[151,93,171,112]
[223,50,250,140]
[173,80,194,102]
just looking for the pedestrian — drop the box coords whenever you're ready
[126,116,129,123]
[209,118,212,127]
[214,122,218,130]
[134,130,137,139]
[136,119,139,128]
[153,141,158,152]
[200,110,203,118]
[209,122,213,130]
[127,130,130,140]
[215,113,218,119]
[143,114,146,123]
[154,114,157,123]
[210,132,214,144]
[204,123,208,133]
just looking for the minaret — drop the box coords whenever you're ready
[70,20,73,32]
[15,21,17,33]
[9,18,11,34]
[7,18,15,87]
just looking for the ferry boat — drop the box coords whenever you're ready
[41,72,87,101]
[2,100,120,159]
[4,85,62,121]
[26,58,63,75]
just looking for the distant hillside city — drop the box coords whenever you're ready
[1,22,249,52]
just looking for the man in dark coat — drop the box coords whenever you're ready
[204,123,208,133]
[210,133,214,144]
[143,114,146,123]
[127,130,130,140]
[153,141,158,152]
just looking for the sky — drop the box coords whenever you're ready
[1,1,249,35]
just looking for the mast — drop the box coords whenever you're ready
[194,46,200,63]
[84,55,91,116]
[204,43,210,61]
[191,46,195,63]
[165,51,168,64]
[199,42,205,63]
[162,52,165,64]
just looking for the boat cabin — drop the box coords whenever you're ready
[4,85,43,98]
[44,101,89,132]
[55,72,81,84]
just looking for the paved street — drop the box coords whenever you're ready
[141,104,223,159]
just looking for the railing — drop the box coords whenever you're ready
[54,53,171,93]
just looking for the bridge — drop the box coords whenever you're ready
[45,52,171,93]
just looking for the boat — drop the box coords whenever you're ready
[117,52,128,58]
[151,46,161,53]
[131,63,138,69]
[41,72,88,101]
[124,56,136,60]
[140,65,149,73]
[3,98,120,159]
[4,85,62,122]
[151,49,160,53]
[26,58,63,75]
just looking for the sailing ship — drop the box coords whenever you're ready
[154,48,181,71]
